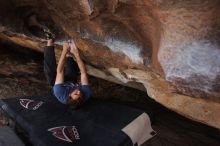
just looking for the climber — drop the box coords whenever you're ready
[44,39,92,108]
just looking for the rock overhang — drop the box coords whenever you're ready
[0,0,220,129]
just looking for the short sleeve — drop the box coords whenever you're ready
[53,84,69,104]
[80,85,92,102]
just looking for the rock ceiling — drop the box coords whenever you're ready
[0,0,220,129]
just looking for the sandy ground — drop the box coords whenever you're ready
[0,43,220,146]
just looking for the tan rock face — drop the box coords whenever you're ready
[0,0,220,129]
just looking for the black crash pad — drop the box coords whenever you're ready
[0,96,155,146]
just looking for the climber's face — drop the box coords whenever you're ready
[70,87,82,100]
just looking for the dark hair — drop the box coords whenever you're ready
[68,96,84,109]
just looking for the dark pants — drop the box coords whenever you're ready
[44,46,79,86]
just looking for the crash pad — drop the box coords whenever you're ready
[0,96,155,146]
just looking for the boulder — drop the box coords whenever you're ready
[0,0,220,129]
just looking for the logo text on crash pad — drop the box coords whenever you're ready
[19,99,44,110]
[48,126,80,142]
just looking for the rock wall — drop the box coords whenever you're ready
[0,0,220,129]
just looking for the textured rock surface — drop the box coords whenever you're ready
[1,44,220,146]
[0,0,220,129]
